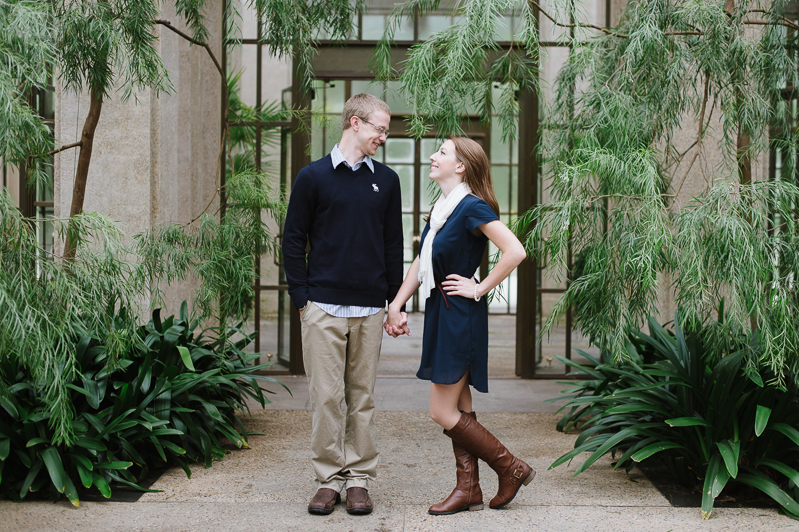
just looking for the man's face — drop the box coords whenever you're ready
[355,110,390,156]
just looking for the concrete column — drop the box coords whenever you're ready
[53,0,223,316]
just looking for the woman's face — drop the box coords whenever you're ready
[428,140,462,183]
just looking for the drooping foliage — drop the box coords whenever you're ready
[519,0,799,384]
[1,0,289,446]
[251,0,365,93]
[226,70,284,176]
[0,1,55,185]
[135,170,285,324]
[1,167,284,445]
[0,190,144,444]
[389,0,799,384]
[375,0,539,140]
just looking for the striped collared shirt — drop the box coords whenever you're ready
[330,143,375,173]
[311,145,383,319]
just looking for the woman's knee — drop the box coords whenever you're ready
[430,407,460,430]
[429,407,443,426]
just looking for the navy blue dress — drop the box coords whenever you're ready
[416,195,499,393]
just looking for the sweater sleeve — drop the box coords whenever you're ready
[383,171,405,310]
[282,168,315,310]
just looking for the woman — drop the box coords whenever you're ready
[386,137,533,515]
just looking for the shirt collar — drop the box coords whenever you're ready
[331,144,374,173]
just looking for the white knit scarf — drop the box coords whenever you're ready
[418,182,472,299]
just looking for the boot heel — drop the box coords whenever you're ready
[523,469,536,486]
[469,504,484,511]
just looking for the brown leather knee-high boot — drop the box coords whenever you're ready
[443,411,535,509]
[428,411,484,515]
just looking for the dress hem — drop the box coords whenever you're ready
[415,370,489,394]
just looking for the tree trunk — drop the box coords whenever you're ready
[737,127,752,184]
[63,91,103,260]
[724,0,752,185]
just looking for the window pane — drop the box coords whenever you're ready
[351,80,384,99]
[492,165,510,212]
[495,15,513,41]
[361,15,387,40]
[39,165,54,202]
[229,45,259,108]
[538,0,569,41]
[43,89,55,119]
[311,80,323,105]
[385,138,414,163]
[373,144,386,164]
[402,213,414,261]
[510,165,518,216]
[325,115,342,152]
[541,47,570,107]
[239,3,260,40]
[511,132,519,164]
[421,139,440,161]
[395,20,414,41]
[418,15,451,39]
[396,165,414,210]
[386,81,413,114]
[326,81,346,113]
[421,179,438,212]
[361,11,414,41]
[311,120,324,160]
[491,120,510,163]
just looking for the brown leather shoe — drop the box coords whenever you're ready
[308,488,341,515]
[444,412,535,509]
[346,487,373,515]
[429,411,484,515]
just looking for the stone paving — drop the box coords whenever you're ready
[2,319,797,531]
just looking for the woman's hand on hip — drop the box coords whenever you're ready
[441,274,481,299]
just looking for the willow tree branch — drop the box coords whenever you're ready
[186,121,229,227]
[670,71,711,205]
[745,9,799,31]
[155,17,229,227]
[47,141,82,157]
[664,140,698,171]
[531,0,795,41]
[743,19,799,32]
[154,19,223,78]
[186,187,220,226]
[529,0,702,38]
[530,0,626,37]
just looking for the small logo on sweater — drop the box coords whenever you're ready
[372,184,379,192]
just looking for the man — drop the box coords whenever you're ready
[283,93,407,516]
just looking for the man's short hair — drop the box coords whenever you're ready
[342,93,391,130]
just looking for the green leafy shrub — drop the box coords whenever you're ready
[0,302,287,506]
[549,316,799,519]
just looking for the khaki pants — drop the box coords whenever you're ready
[301,302,385,491]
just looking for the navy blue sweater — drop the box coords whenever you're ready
[282,155,404,311]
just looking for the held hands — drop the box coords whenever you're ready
[384,306,410,338]
[441,274,481,300]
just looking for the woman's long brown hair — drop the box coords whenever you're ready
[449,137,500,216]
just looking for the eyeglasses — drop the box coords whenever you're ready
[356,116,390,138]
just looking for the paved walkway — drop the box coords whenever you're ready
[2,318,796,531]
[3,375,795,531]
